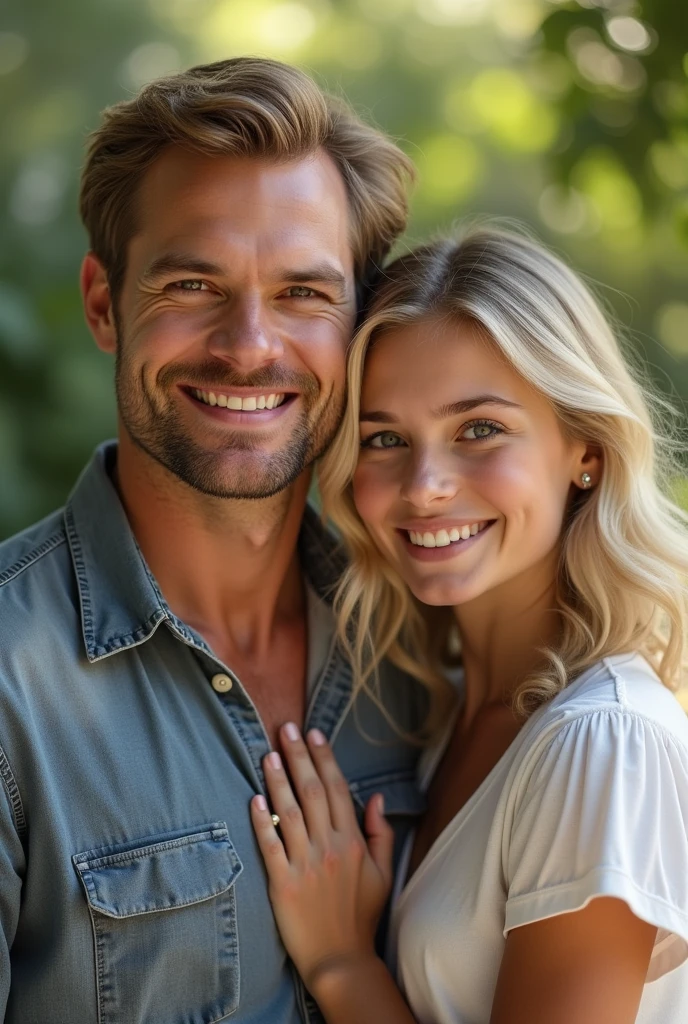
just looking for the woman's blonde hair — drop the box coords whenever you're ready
[319,224,688,727]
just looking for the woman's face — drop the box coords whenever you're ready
[352,316,593,609]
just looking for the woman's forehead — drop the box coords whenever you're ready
[363,319,512,393]
[360,316,556,423]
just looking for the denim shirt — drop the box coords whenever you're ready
[0,442,428,1024]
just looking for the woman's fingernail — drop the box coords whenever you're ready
[308,729,326,747]
[377,794,385,814]
[283,722,300,742]
[254,795,268,811]
[267,752,282,770]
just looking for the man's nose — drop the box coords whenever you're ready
[400,451,460,507]
[206,296,284,371]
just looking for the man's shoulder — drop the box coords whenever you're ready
[0,507,74,624]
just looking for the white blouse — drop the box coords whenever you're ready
[389,654,688,1024]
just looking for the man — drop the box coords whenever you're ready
[0,58,428,1023]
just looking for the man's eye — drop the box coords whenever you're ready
[285,286,317,298]
[461,420,503,441]
[170,280,210,292]
[361,431,406,449]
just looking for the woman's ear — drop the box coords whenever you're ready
[572,443,603,491]
[81,252,117,354]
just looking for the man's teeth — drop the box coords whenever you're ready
[194,390,286,411]
[408,523,485,547]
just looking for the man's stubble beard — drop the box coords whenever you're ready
[114,341,345,500]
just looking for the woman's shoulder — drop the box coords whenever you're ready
[505,654,688,983]
[530,652,688,756]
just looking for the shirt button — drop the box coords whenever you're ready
[211,673,233,693]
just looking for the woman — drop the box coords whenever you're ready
[249,226,688,1023]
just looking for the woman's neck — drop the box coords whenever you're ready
[454,552,561,731]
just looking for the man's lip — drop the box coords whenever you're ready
[178,387,294,420]
[180,385,295,399]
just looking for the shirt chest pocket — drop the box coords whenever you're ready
[73,823,242,1024]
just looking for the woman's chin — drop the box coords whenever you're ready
[407,575,479,609]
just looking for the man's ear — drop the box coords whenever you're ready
[81,253,117,354]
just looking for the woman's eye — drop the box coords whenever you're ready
[461,421,503,441]
[362,431,406,449]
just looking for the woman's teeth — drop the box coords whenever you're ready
[408,523,486,547]
[194,390,286,411]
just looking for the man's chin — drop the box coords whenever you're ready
[185,468,307,501]
[119,396,337,500]
[143,443,312,501]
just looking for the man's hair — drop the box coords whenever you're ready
[79,57,415,303]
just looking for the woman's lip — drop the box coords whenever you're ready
[397,519,494,532]
[398,519,496,561]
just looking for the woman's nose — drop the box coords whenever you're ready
[400,453,460,507]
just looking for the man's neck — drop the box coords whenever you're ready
[114,432,312,662]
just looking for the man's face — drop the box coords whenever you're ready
[109,149,356,498]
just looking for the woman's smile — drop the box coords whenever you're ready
[398,518,497,561]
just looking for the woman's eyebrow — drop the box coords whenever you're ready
[359,395,522,423]
[432,395,522,419]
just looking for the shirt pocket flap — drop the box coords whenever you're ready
[349,771,426,817]
[73,822,242,919]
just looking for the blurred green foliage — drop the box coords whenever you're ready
[1,0,687,537]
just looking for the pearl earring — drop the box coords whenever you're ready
[580,472,592,488]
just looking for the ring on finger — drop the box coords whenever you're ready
[271,813,281,827]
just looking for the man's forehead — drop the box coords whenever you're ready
[132,147,354,271]
[139,148,350,226]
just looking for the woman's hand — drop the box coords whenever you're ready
[250,723,394,995]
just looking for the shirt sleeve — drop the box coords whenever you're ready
[505,708,688,982]
[0,751,24,1015]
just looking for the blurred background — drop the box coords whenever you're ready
[1,0,687,539]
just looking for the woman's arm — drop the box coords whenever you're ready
[307,953,417,1023]
[490,897,656,1024]
[251,724,417,1024]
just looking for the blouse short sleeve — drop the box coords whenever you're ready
[505,708,688,981]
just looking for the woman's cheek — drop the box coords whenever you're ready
[474,449,569,551]
[352,462,395,529]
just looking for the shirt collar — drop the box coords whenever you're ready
[65,441,345,663]
[65,441,169,662]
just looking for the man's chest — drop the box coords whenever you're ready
[4,628,425,1024]
[236,668,307,749]
[211,632,308,750]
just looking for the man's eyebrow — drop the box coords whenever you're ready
[139,254,350,297]
[359,395,522,423]
[275,263,349,296]
[140,253,225,283]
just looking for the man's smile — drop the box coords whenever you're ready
[180,385,298,424]
[192,388,288,411]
